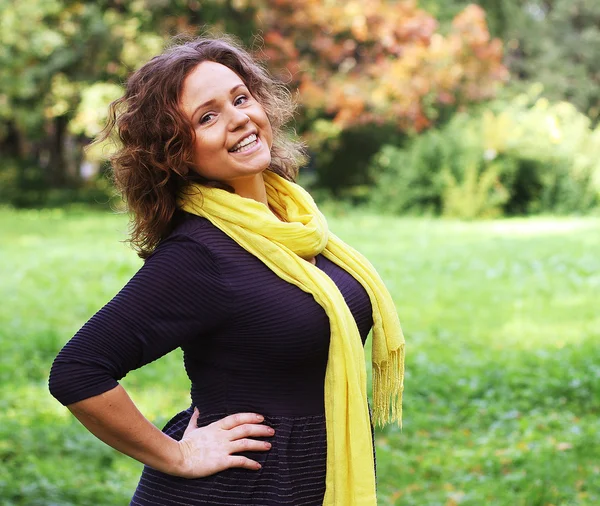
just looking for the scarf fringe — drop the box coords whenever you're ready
[373,343,405,428]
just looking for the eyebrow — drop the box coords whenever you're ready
[191,83,247,119]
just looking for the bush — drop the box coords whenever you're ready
[368,137,446,215]
[303,120,405,200]
[368,86,600,217]
[0,158,116,209]
[442,161,509,219]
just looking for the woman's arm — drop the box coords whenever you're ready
[68,384,274,478]
[49,237,233,407]
[51,237,273,476]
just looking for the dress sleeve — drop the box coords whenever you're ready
[48,236,231,406]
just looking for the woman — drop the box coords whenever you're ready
[49,35,405,506]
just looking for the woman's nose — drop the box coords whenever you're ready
[228,107,250,130]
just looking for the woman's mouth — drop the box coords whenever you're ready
[229,133,259,154]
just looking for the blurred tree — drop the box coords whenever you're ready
[256,0,506,131]
[420,0,522,39]
[0,0,506,202]
[511,0,600,122]
[0,0,159,193]
[422,0,600,123]
[0,0,253,203]
[253,0,506,192]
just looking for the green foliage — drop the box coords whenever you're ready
[368,139,446,215]
[307,122,404,198]
[441,161,509,219]
[368,87,600,217]
[0,0,258,198]
[508,0,600,122]
[1,209,599,505]
[422,0,600,122]
[368,111,501,216]
[0,158,115,208]
[420,0,522,39]
[1,0,508,207]
[69,83,125,139]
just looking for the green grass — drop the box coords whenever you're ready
[1,207,599,505]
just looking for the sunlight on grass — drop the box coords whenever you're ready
[497,316,600,349]
[487,217,599,236]
[1,208,599,505]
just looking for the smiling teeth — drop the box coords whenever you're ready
[230,134,257,152]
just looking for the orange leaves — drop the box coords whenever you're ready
[371,4,508,130]
[252,0,507,132]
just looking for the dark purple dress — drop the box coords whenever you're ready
[49,213,373,505]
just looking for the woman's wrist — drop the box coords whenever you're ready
[170,438,195,477]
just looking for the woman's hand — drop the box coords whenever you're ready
[64,386,273,479]
[175,408,274,478]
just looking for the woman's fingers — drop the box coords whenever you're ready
[227,455,263,470]
[227,423,275,441]
[217,412,265,430]
[177,411,275,477]
[229,438,272,454]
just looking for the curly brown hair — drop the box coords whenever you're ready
[99,34,306,259]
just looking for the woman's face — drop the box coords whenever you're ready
[179,61,273,191]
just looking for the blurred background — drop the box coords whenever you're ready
[2,0,600,213]
[1,1,599,505]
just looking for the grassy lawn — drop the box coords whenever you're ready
[1,207,599,505]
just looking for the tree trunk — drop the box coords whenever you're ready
[46,115,70,188]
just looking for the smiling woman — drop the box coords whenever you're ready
[48,35,405,506]
[180,61,274,199]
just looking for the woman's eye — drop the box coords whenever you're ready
[200,113,214,124]
[234,95,248,106]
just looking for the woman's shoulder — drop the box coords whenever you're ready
[170,211,217,239]
[151,212,241,263]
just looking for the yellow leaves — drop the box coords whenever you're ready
[231,0,249,11]
[546,115,562,144]
[442,162,509,219]
[482,110,512,154]
[69,82,123,138]
[111,16,141,41]
[44,73,78,119]
[343,2,362,18]
[121,34,164,70]
[442,483,467,506]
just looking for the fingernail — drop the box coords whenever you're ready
[256,463,262,470]
[268,427,275,434]
[265,442,272,449]
[256,414,264,421]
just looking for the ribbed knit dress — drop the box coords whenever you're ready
[49,213,374,506]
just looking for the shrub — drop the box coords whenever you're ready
[305,120,404,199]
[442,161,509,219]
[368,86,600,217]
[0,158,116,209]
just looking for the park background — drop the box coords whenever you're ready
[1,0,599,504]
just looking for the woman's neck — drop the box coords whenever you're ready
[229,172,268,206]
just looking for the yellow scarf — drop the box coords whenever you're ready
[179,171,404,505]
